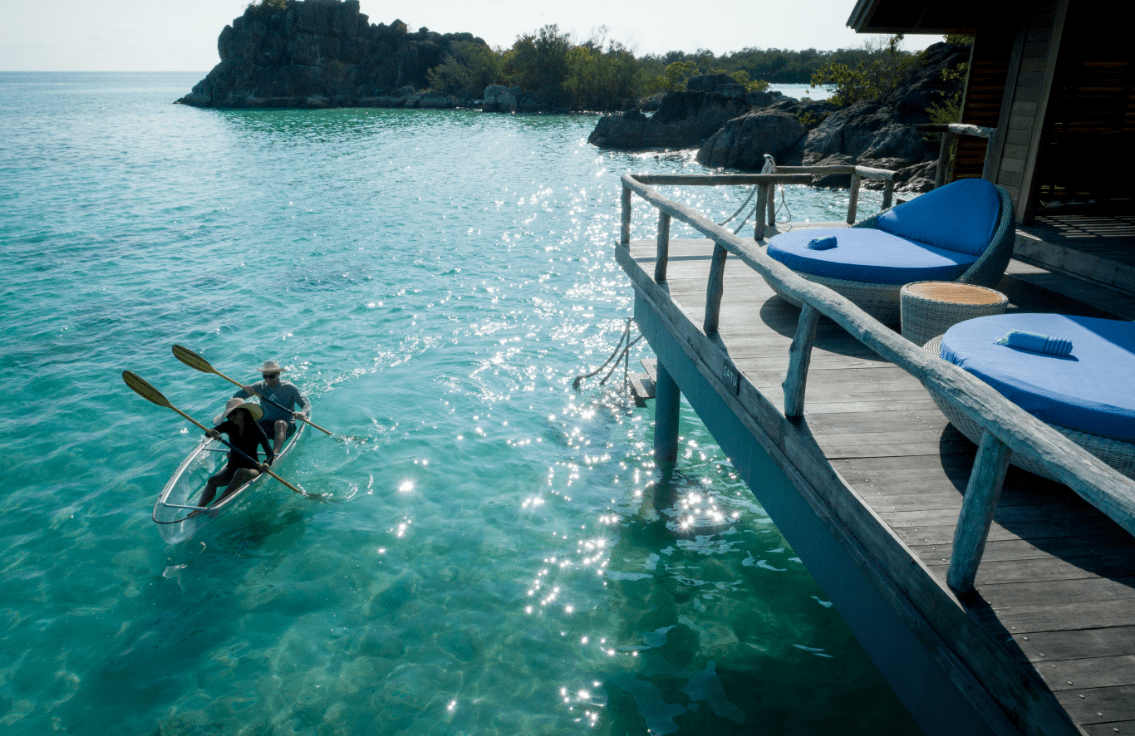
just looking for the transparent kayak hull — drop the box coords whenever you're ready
[152,416,307,544]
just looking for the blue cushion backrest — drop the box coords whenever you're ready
[876,178,1001,257]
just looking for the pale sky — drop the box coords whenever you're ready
[0,0,942,72]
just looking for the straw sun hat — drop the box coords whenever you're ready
[258,360,287,374]
[214,398,264,425]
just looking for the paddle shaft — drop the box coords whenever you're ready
[174,346,332,436]
[123,372,310,497]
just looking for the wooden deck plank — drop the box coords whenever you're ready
[622,235,1135,732]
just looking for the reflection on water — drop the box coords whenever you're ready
[0,73,916,735]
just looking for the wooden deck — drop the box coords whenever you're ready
[622,237,1135,735]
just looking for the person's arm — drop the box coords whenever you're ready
[234,380,263,399]
[255,423,275,467]
[292,385,312,420]
[207,420,232,439]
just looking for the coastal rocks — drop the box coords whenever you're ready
[177,0,488,109]
[689,41,969,187]
[482,85,522,112]
[696,110,808,169]
[587,91,750,149]
[686,73,737,93]
[801,100,929,167]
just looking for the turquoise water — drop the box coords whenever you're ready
[0,72,915,735]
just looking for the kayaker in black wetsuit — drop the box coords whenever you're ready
[198,399,275,508]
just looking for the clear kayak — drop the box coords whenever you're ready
[152,414,308,543]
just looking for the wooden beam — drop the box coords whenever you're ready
[848,170,862,224]
[630,173,813,186]
[621,185,631,246]
[948,431,1013,593]
[654,361,680,464]
[754,185,769,241]
[1019,0,1070,224]
[783,302,821,418]
[703,243,728,334]
[936,131,957,189]
[655,211,671,283]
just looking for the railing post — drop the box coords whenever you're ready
[981,126,1000,183]
[621,184,632,246]
[654,211,671,283]
[766,182,776,228]
[754,185,769,241]
[947,431,1012,593]
[935,131,956,189]
[847,171,861,224]
[882,179,894,211]
[782,303,820,418]
[703,243,728,334]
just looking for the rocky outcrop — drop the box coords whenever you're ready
[798,42,970,188]
[589,75,793,150]
[177,0,487,108]
[684,42,970,190]
[587,91,750,149]
[696,110,808,169]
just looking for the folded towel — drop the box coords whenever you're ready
[995,330,1073,357]
[807,236,837,250]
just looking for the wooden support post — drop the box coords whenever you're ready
[782,303,820,418]
[621,185,632,246]
[703,243,728,334]
[882,179,894,211]
[935,131,956,189]
[766,182,775,227]
[947,431,1012,593]
[654,362,680,465]
[654,211,671,283]
[754,185,768,241]
[981,127,1000,183]
[847,171,861,224]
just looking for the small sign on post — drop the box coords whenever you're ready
[722,361,740,395]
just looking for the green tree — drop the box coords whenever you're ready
[427,41,504,98]
[810,34,918,107]
[564,39,643,110]
[503,25,573,103]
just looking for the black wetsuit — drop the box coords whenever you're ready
[214,419,275,470]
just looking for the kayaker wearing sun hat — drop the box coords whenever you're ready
[233,360,312,453]
[199,399,274,507]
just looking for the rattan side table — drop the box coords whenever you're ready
[900,281,1008,347]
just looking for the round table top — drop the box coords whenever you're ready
[901,281,1006,306]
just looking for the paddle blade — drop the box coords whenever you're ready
[122,370,172,409]
[172,344,216,375]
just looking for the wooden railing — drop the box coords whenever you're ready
[623,167,896,249]
[621,172,1135,594]
[916,123,997,188]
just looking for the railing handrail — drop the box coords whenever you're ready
[620,172,1135,588]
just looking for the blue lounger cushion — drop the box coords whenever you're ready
[877,178,1001,257]
[767,227,978,285]
[940,313,1135,440]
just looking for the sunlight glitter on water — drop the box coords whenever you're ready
[0,72,916,735]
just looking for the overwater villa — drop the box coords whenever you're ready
[617,1,1135,733]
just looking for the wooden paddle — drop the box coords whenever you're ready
[171,344,332,436]
[122,370,314,498]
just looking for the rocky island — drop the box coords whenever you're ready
[177,0,487,109]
